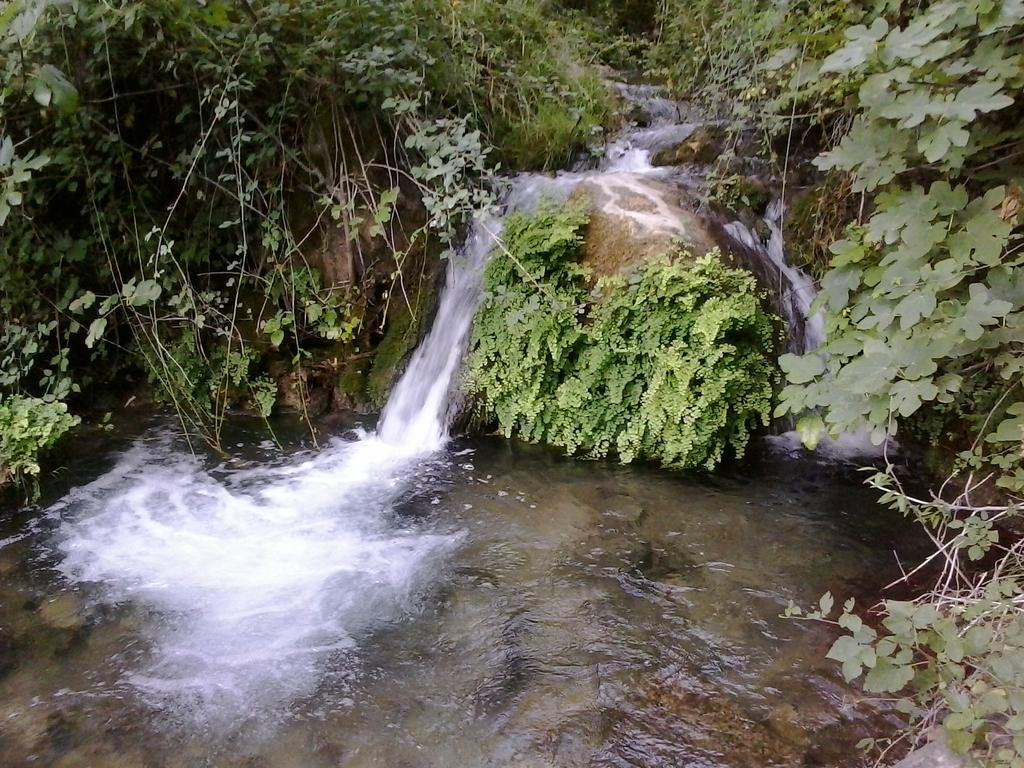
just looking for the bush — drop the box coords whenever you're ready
[467,204,777,470]
[0,0,614,448]
[0,396,78,490]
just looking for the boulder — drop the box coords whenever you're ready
[651,125,724,167]
[568,174,717,279]
[37,594,84,633]
[891,738,964,768]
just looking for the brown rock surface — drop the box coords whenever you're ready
[569,174,717,279]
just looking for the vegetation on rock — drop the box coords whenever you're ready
[467,203,777,470]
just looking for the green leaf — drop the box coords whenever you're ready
[947,80,1014,122]
[827,635,864,664]
[821,18,889,73]
[819,591,834,616]
[863,656,914,693]
[129,279,162,306]
[918,121,970,163]
[69,291,97,313]
[35,65,78,113]
[796,415,825,450]
[780,353,826,384]
[85,318,107,349]
[814,119,909,192]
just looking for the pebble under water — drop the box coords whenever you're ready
[0,416,923,768]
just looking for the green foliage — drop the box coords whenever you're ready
[751,1,1024,763]
[468,204,777,470]
[0,0,612,453]
[775,2,1024,472]
[787,471,1024,765]
[648,0,862,128]
[446,0,615,170]
[0,395,78,490]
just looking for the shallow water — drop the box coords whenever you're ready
[0,416,922,768]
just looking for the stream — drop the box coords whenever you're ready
[0,85,925,767]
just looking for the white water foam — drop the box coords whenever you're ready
[51,199,512,729]
[723,199,824,353]
[52,433,460,728]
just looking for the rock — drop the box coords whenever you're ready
[53,744,147,768]
[0,547,20,577]
[333,358,372,413]
[37,594,84,633]
[765,702,808,748]
[625,103,652,127]
[568,175,717,279]
[891,738,964,768]
[651,125,724,167]
[365,273,439,409]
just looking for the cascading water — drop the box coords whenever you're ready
[45,81,835,733]
[723,199,824,353]
[379,216,501,451]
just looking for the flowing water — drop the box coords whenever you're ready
[0,85,919,767]
[723,200,825,354]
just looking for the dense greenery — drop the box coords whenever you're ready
[6,0,1024,762]
[643,0,1024,763]
[0,0,613,481]
[0,396,78,492]
[776,1,1024,761]
[467,204,777,470]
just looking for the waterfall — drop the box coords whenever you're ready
[379,216,500,452]
[47,82,842,730]
[723,199,824,353]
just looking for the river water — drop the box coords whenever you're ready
[0,84,921,766]
[0,416,921,768]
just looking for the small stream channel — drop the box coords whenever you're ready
[0,84,926,767]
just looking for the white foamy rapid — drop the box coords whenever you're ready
[724,199,824,353]
[53,432,460,728]
[49,216,507,727]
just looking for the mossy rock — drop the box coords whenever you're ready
[366,279,437,409]
[333,359,373,413]
[568,176,716,279]
[651,125,724,166]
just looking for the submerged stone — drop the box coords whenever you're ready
[37,594,84,633]
[651,125,724,166]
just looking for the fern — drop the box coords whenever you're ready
[467,205,777,470]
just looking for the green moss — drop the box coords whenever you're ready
[338,363,368,400]
[785,175,856,283]
[366,282,435,409]
[496,74,615,171]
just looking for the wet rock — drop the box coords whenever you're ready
[651,125,724,167]
[891,738,964,768]
[764,702,809,748]
[0,628,16,679]
[53,743,147,768]
[568,175,716,279]
[0,702,51,754]
[0,547,21,577]
[365,272,440,410]
[625,103,652,127]
[333,358,372,413]
[37,594,84,633]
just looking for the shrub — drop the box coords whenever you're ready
[0,396,78,490]
[467,204,777,470]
